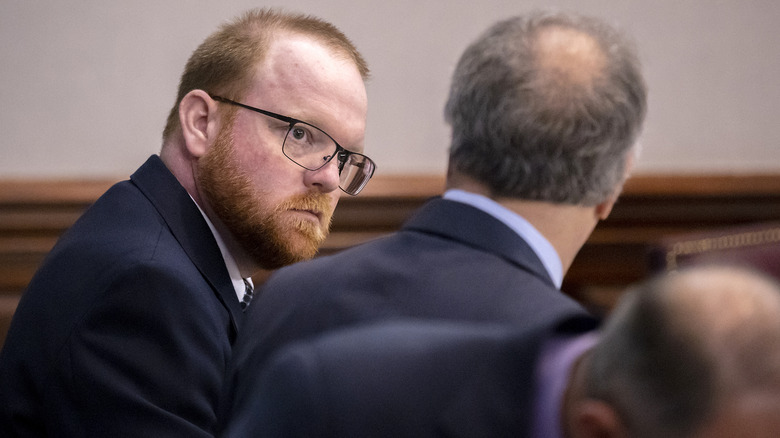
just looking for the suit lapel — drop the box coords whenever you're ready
[130,156,243,334]
[403,198,556,288]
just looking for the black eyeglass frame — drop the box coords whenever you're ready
[209,95,376,193]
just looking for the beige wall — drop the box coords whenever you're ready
[2,0,779,178]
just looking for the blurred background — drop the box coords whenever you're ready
[2,1,779,342]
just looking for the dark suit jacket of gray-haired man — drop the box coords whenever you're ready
[223,10,648,430]
[226,265,780,437]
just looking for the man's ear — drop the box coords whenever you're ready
[179,89,220,158]
[595,195,617,221]
[569,400,627,438]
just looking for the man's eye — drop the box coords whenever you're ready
[291,127,306,140]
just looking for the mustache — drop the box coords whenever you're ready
[276,192,334,217]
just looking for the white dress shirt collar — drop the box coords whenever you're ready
[189,196,251,302]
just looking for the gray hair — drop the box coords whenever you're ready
[584,265,780,437]
[444,12,647,205]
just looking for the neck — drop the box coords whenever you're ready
[496,198,599,273]
[447,174,599,274]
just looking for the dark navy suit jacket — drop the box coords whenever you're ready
[224,197,591,430]
[225,315,597,437]
[0,156,244,437]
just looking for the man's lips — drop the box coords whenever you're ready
[289,208,322,222]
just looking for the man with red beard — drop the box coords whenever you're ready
[0,8,374,437]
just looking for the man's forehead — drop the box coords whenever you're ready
[245,33,367,151]
[261,33,351,73]
[251,34,364,98]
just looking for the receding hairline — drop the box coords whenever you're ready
[233,13,369,105]
[240,9,370,80]
[161,8,368,142]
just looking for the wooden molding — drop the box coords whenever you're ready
[2,172,779,342]
[3,172,778,201]
[623,173,780,196]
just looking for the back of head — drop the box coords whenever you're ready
[445,12,647,205]
[584,265,780,438]
[161,8,369,142]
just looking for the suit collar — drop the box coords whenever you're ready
[443,190,563,288]
[403,197,556,288]
[130,155,244,336]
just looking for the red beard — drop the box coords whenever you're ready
[198,121,333,270]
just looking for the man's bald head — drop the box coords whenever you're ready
[579,266,780,438]
[444,12,647,205]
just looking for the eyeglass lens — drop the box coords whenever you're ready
[283,122,375,195]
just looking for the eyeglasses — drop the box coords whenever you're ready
[210,95,376,196]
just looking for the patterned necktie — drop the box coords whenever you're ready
[240,278,254,311]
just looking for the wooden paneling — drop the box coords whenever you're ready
[2,173,779,345]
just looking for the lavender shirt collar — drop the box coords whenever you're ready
[532,332,599,438]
